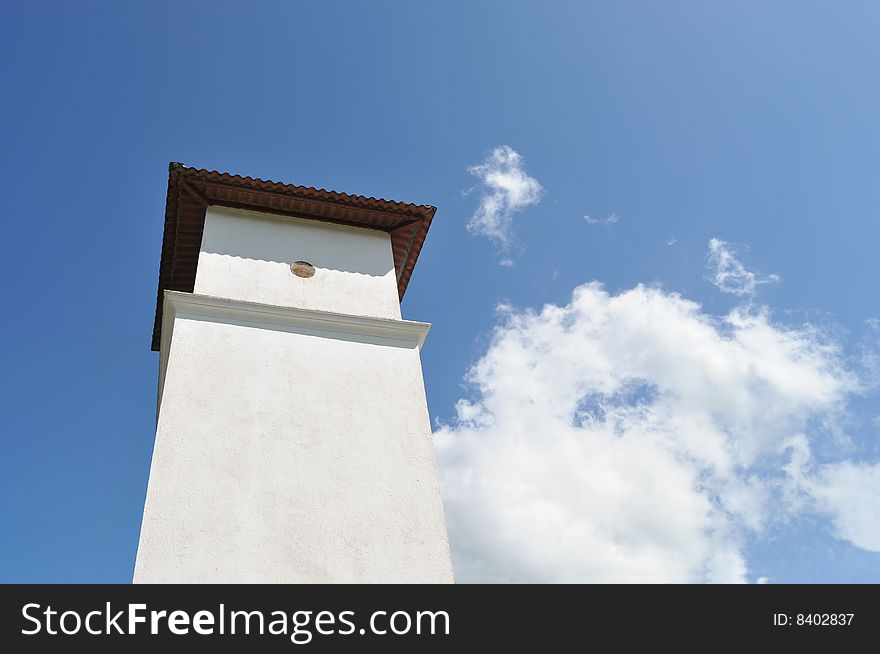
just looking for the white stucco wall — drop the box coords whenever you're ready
[193,207,402,320]
[135,292,453,583]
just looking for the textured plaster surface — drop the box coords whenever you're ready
[194,207,402,320]
[135,311,453,583]
[137,206,452,582]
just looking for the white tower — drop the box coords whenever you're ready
[134,163,453,583]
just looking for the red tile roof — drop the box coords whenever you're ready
[151,162,436,350]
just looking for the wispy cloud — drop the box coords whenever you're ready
[584,213,619,226]
[809,461,880,552]
[466,146,543,258]
[707,238,781,296]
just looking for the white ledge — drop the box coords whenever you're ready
[162,290,430,348]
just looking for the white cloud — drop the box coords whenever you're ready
[707,238,781,296]
[857,320,880,388]
[435,282,865,582]
[466,146,543,254]
[809,461,880,552]
[584,213,619,226]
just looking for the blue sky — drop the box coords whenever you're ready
[1,1,878,582]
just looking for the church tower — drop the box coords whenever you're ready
[134,163,453,583]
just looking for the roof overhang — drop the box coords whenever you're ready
[151,163,436,351]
